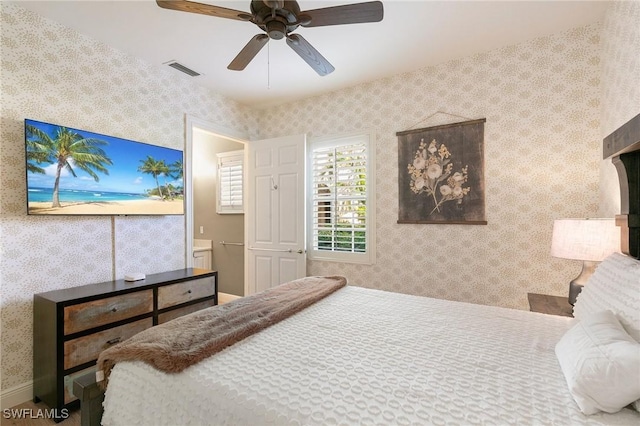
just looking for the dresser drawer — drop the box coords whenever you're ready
[64,318,153,370]
[158,299,216,324]
[64,290,153,335]
[157,277,215,310]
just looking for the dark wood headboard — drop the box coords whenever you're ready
[604,113,640,259]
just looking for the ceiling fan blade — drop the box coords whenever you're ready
[228,34,269,71]
[300,1,383,27]
[286,34,335,76]
[156,0,252,22]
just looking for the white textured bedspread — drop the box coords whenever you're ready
[102,286,640,425]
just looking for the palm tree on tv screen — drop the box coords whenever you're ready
[138,156,168,200]
[26,124,113,207]
[25,126,53,174]
[169,159,183,181]
[169,159,184,196]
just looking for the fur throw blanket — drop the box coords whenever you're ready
[96,275,347,387]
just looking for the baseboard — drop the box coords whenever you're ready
[218,292,241,304]
[1,381,33,409]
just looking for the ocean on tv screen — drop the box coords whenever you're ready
[28,187,150,203]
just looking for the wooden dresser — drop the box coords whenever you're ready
[33,268,217,418]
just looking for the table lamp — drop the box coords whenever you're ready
[551,218,620,305]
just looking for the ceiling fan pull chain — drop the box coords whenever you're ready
[267,40,271,90]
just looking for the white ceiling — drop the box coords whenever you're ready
[13,0,609,108]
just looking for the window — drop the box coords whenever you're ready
[308,133,375,264]
[217,150,243,214]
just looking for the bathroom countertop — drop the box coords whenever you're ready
[193,245,212,252]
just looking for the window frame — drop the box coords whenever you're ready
[216,150,244,214]
[307,132,376,265]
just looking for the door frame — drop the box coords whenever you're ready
[184,114,248,288]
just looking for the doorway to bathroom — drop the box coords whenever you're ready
[185,116,247,298]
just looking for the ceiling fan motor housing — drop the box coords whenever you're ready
[251,0,302,39]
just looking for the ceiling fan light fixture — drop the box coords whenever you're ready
[266,20,287,39]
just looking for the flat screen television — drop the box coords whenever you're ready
[25,118,184,216]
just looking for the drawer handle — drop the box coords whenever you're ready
[111,307,118,313]
[106,337,121,345]
[185,289,192,295]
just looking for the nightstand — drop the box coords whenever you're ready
[527,293,573,317]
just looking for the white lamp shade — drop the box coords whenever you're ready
[551,219,621,261]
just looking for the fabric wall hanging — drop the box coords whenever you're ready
[397,118,487,224]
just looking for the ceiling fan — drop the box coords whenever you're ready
[156,0,384,76]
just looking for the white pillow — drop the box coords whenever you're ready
[573,253,640,342]
[555,310,640,415]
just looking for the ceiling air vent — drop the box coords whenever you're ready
[166,61,200,77]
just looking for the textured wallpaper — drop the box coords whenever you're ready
[255,25,603,309]
[0,3,253,390]
[598,1,640,217]
[0,0,636,398]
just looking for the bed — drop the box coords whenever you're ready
[92,252,640,426]
[92,114,640,425]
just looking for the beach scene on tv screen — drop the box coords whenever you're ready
[26,119,184,215]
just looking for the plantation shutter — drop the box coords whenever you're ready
[217,150,243,214]
[310,139,368,255]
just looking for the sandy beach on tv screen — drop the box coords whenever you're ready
[28,199,184,215]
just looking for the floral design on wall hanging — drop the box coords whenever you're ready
[408,138,470,216]
[397,118,487,224]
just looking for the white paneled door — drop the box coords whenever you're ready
[246,134,306,295]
